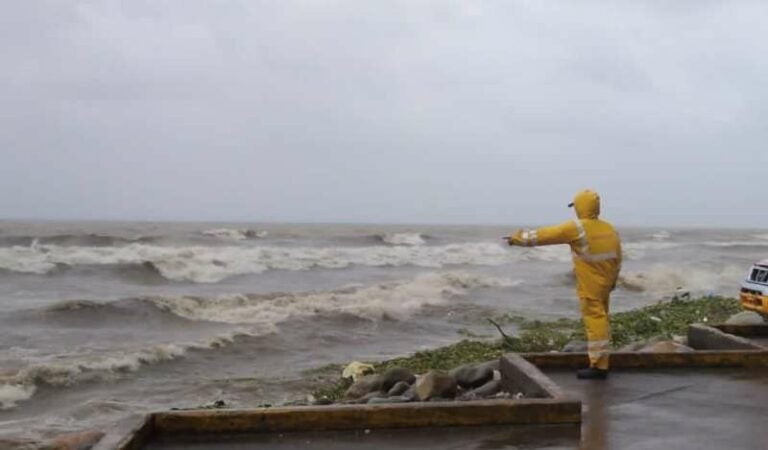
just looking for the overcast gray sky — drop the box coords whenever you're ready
[0,1,765,227]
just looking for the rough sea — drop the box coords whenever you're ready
[0,221,765,445]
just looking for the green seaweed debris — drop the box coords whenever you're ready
[311,296,741,401]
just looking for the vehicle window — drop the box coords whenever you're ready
[751,269,760,281]
[759,270,768,283]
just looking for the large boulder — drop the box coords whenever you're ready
[343,374,383,400]
[450,363,493,389]
[725,311,765,325]
[415,371,457,401]
[380,367,416,392]
[639,340,694,353]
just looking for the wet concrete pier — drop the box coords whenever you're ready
[144,367,768,450]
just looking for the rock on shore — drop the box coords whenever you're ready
[725,311,765,325]
[415,371,457,401]
[450,363,494,389]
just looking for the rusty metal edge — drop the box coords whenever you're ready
[521,349,768,369]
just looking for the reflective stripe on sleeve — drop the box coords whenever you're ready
[573,219,589,255]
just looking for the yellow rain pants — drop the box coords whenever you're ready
[509,190,621,370]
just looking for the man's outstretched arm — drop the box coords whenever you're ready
[507,221,579,247]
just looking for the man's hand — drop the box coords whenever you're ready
[506,230,525,246]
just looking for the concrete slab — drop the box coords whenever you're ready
[547,368,768,450]
[142,368,768,450]
[144,425,580,450]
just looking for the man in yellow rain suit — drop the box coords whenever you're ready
[507,190,622,379]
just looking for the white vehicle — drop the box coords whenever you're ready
[740,260,768,317]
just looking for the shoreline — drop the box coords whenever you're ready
[310,295,745,401]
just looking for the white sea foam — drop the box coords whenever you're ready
[380,233,426,246]
[0,272,516,409]
[150,272,521,324]
[0,242,517,283]
[0,384,36,410]
[702,240,768,248]
[622,241,683,260]
[620,264,746,296]
[0,329,267,409]
[651,230,671,241]
[201,228,267,241]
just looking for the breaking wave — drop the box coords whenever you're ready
[0,329,261,409]
[650,230,671,241]
[702,240,768,249]
[378,233,426,246]
[0,242,518,283]
[147,272,520,324]
[0,233,155,247]
[1,271,517,408]
[201,228,267,241]
[619,264,746,296]
[0,383,36,410]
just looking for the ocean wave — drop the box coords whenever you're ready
[0,242,517,283]
[701,240,768,248]
[201,228,267,241]
[622,241,683,260]
[0,383,36,410]
[0,271,517,409]
[650,230,671,241]
[0,233,155,248]
[148,272,520,324]
[618,264,746,296]
[378,233,426,246]
[0,329,264,409]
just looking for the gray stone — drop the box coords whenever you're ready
[343,374,383,400]
[466,379,502,398]
[725,311,765,325]
[387,381,411,397]
[415,371,457,401]
[400,384,418,401]
[380,367,416,392]
[450,363,493,389]
[561,340,588,353]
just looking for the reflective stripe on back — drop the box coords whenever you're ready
[572,219,618,262]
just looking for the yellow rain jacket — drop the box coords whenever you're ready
[508,190,622,370]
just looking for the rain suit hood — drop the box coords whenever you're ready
[571,190,600,220]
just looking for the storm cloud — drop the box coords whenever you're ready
[0,1,765,226]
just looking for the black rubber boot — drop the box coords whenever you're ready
[577,367,608,380]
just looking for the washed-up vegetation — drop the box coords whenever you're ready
[311,296,741,401]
